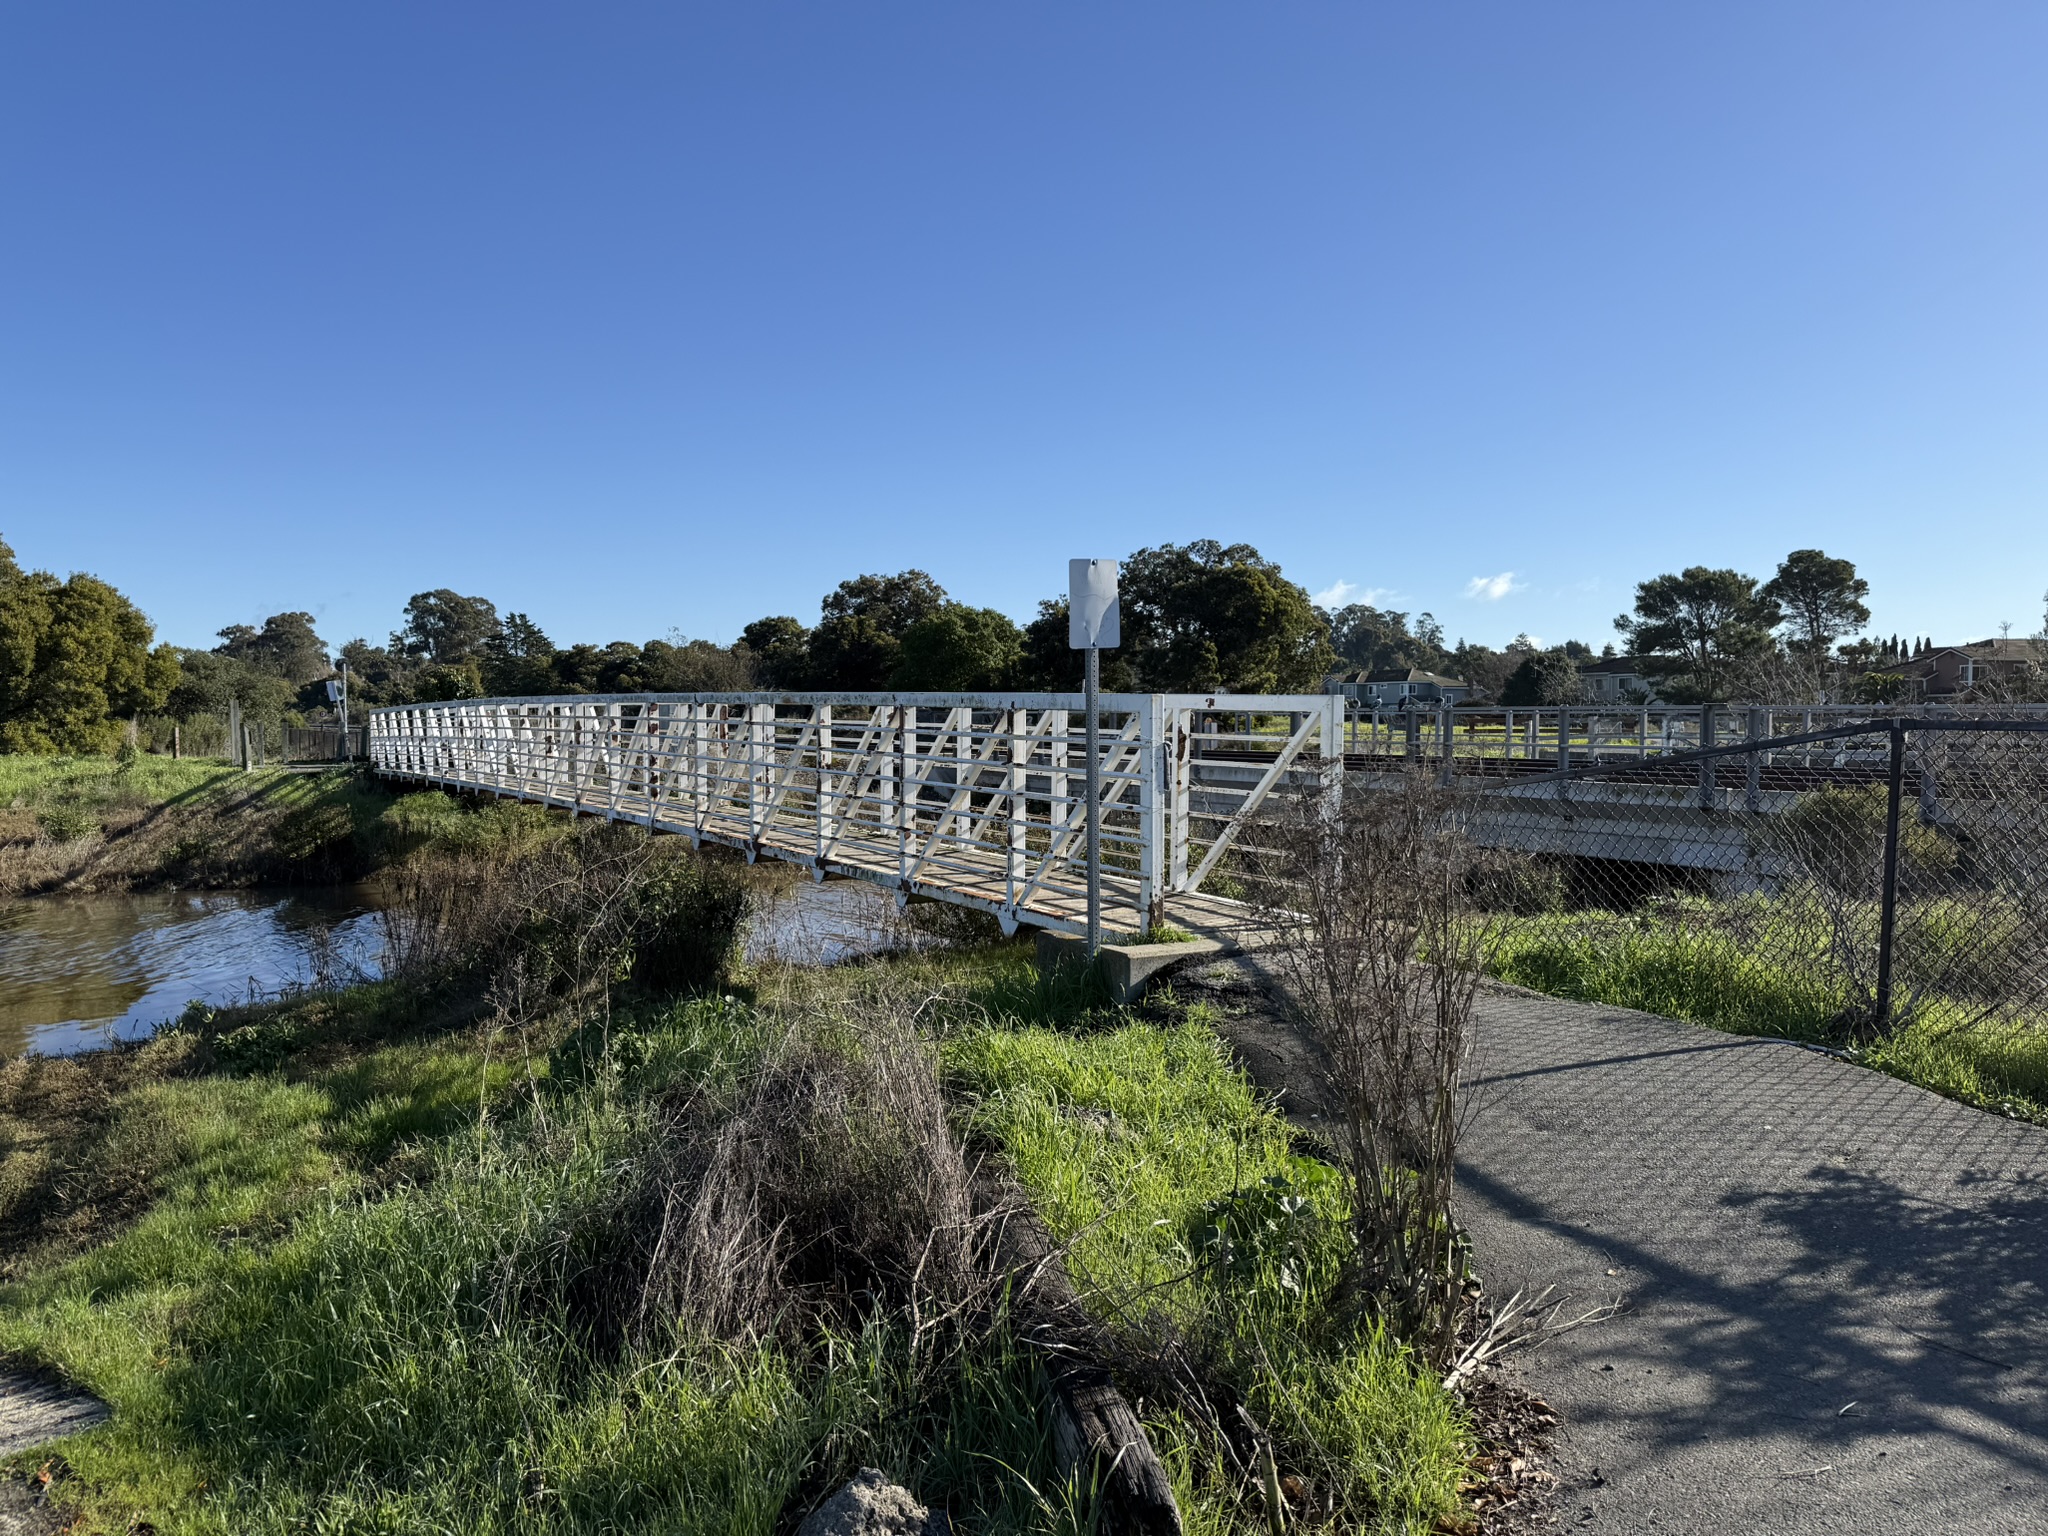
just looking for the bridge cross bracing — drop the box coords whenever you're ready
[369,692,1345,940]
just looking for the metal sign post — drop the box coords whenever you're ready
[1068,559,1121,958]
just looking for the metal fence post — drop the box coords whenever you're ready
[1557,709,1572,808]
[1873,720,1906,1032]
[1745,706,1764,813]
[1698,704,1718,810]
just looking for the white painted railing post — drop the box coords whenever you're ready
[1006,705,1027,917]
[892,704,910,888]
[1322,694,1345,821]
[814,702,833,869]
[1167,704,1191,894]
[1137,695,1164,929]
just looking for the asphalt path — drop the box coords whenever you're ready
[1457,989,2048,1535]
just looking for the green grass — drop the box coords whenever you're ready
[0,752,585,891]
[0,754,260,816]
[3,934,1477,1533]
[0,986,1007,1531]
[1486,911,2048,1124]
[948,1008,1472,1532]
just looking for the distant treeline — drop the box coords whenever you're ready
[342,541,1350,704]
[8,524,2016,758]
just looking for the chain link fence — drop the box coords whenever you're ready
[1446,717,2048,1046]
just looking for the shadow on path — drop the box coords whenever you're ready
[1456,991,2048,1535]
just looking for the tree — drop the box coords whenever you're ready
[411,660,485,702]
[892,604,1024,690]
[0,538,53,731]
[480,612,558,697]
[1117,540,1334,691]
[214,611,332,685]
[165,649,297,734]
[0,539,179,754]
[1449,641,1516,702]
[552,641,646,694]
[1499,651,1582,706]
[336,638,416,706]
[1760,550,1870,656]
[1014,598,1144,690]
[1326,604,1448,674]
[642,637,759,693]
[738,616,812,689]
[395,590,500,664]
[1615,567,1780,702]
[806,570,948,689]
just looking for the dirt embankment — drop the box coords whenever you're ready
[0,763,393,900]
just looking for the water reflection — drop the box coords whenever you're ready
[745,878,917,967]
[1,876,928,1061]
[0,889,387,1057]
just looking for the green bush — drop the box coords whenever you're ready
[36,804,100,842]
[625,854,753,994]
[1768,785,1957,895]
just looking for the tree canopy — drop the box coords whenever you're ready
[0,536,180,753]
[214,611,331,685]
[1326,603,1448,675]
[893,604,1024,690]
[1616,566,1781,702]
[396,590,501,664]
[1760,549,1870,656]
[805,570,948,689]
[1498,650,1583,706]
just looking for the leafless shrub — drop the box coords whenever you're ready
[375,825,748,1001]
[1247,770,1485,1369]
[631,999,983,1354]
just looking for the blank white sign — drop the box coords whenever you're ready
[1068,558,1121,649]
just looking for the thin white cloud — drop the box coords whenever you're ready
[1465,572,1520,602]
[1313,580,1402,609]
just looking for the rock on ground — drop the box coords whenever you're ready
[795,1468,947,1536]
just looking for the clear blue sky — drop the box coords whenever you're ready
[4,3,2044,657]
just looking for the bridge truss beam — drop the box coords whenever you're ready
[369,691,1344,939]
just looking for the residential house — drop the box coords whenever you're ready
[1578,655,1659,704]
[1326,667,1474,707]
[1887,640,2044,701]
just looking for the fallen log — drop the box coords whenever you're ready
[977,1173,1183,1536]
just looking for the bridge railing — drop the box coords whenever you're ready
[1342,701,2048,772]
[369,691,1344,936]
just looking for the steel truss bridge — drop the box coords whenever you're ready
[369,692,1344,940]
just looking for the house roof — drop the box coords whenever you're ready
[1357,668,1468,687]
[1578,655,1647,676]
[1892,639,2044,676]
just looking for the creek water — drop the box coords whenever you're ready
[1,876,912,1059]
[0,888,390,1058]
